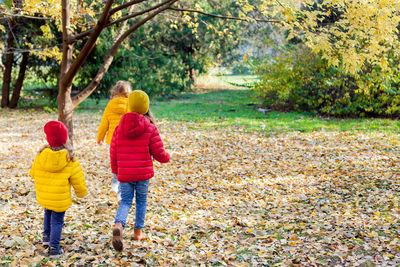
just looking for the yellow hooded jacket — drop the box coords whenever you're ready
[97,97,128,145]
[29,148,87,212]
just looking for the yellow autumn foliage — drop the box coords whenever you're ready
[1,0,99,61]
[274,0,400,74]
[233,0,399,73]
[2,0,398,73]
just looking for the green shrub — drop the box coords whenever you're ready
[253,46,400,117]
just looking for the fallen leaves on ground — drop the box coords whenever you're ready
[0,110,399,266]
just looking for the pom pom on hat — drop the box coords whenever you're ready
[128,90,149,115]
[44,121,68,147]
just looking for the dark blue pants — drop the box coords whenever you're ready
[43,209,65,249]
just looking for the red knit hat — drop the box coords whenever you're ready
[44,121,68,147]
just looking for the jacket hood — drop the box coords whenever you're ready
[119,112,150,139]
[108,97,128,114]
[37,148,69,172]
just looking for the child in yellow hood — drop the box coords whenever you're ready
[96,81,131,201]
[97,81,131,145]
[30,121,87,258]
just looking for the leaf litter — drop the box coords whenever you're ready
[0,110,399,266]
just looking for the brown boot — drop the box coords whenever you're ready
[112,222,124,251]
[133,228,148,241]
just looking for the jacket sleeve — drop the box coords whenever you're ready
[110,126,118,174]
[69,160,88,198]
[149,127,170,163]
[29,156,38,179]
[97,105,109,142]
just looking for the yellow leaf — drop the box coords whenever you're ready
[69,253,81,259]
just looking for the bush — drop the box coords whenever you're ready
[253,46,400,117]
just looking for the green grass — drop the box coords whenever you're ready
[20,74,400,134]
[149,89,400,133]
[195,74,259,89]
[218,74,259,87]
[76,87,400,134]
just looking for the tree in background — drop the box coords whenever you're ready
[2,1,399,130]
[0,0,36,108]
[283,0,400,75]
[74,26,194,99]
[58,0,272,138]
[0,0,87,108]
[253,0,400,117]
[0,0,277,139]
[76,0,243,98]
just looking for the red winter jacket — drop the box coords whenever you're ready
[110,112,170,182]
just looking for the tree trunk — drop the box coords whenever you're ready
[188,51,196,84]
[9,52,29,108]
[0,50,4,71]
[1,24,15,108]
[58,0,75,141]
[188,67,196,84]
[57,89,74,141]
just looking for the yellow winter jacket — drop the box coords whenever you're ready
[29,148,87,212]
[97,97,128,145]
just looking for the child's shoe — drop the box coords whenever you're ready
[112,222,124,251]
[133,228,148,241]
[49,247,64,258]
[42,235,50,246]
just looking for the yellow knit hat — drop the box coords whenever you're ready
[128,90,149,114]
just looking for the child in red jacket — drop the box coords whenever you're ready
[110,90,170,251]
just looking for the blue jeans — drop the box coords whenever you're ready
[43,209,65,249]
[114,179,150,229]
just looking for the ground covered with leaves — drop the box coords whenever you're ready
[0,90,399,266]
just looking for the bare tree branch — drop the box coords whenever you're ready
[0,13,52,20]
[109,0,148,15]
[275,0,285,8]
[69,28,97,43]
[72,0,178,107]
[168,7,282,24]
[70,0,176,42]
[109,0,174,27]
[7,19,19,49]
[61,0,115,90]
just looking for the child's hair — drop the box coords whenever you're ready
[38,142,75,162]
[110,81,131,98]
[144,108,156,125]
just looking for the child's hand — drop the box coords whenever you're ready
[97,140,104,145]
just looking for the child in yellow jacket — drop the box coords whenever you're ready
[96,81,131,200]
[97,81,131,145]
[30,121,87,258]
